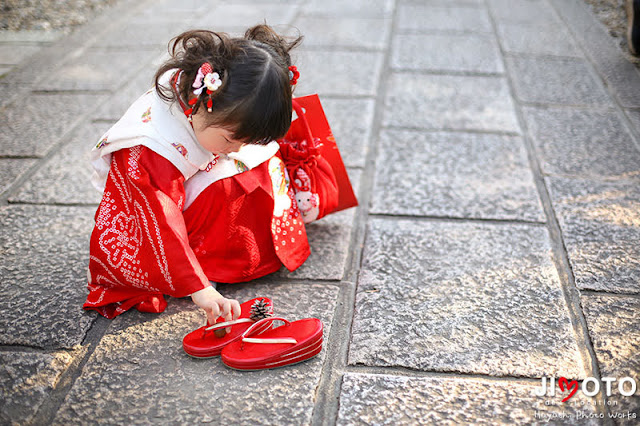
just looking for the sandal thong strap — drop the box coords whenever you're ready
[241,317,298,345]
[205,318,253,331]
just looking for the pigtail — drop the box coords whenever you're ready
[244,24,303,67]
[153,25,302,145]
[154,30,237,107]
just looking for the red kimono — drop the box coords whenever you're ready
[85,145,310,318]
[84,76,310,318]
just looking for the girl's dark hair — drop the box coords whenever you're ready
[154,25,303,145]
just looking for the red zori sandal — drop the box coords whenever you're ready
[183,297,274,358]
[221,316,324,370]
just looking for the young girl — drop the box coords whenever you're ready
[84,25,309,326]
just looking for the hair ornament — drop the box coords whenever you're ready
[204,72,222,93]
[193,63,222,96]
[288,65,299,85]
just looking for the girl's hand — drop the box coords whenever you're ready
[190,286,241,326]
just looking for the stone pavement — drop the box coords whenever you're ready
[1,0,639,424]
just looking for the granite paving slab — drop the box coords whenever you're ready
[294,50,384,97]
[0,158,37,196]
[337,373,600,425]
[0,351,76,426]
[320,98,375,168]
[581,295,640,423]
[303,0,394,18]
[624,108,640,141]
[92,54,165,121]
[10,123,112,205]
[524,107,640,179]
[0,93,106,157]
[400,0,485,6]
[349,218,586,379]
[134,0,207,20]
[0,205,97,349]
[506,56,612,106]
[487,0,562,25]
[0,66,12,78]
[495,22,582,58]
[33,48,158,92]
[0,30,64,43]
[0,44,43,65]
[54,282,340,425]
[370,130,544,222]
[196,3,298,31]
[391,33,504,74]
[396,3,492,33]
[546,176,640,294]
[282,169,361,281]
[0,83,30,108]
[91,18,191,48]
[550,0,640,108]
[293,16,390,50]
[383,73,520,133]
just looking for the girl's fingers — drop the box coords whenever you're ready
[210,303,220,319]
[220,299,232,320]
[220,299,233,333]
[231,299,241,320]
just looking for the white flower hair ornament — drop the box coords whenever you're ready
[204,72,222,92]
[191,62,222,113]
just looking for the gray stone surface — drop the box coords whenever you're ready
[0,82,30,108]
[0,44,43,65]
[547,176,640,294]
[197,3,298,30]
[507,56,612,106]
[295,50,384,97]
[2,0,640,423]
[396,3,492,33]
[293,16,390,50]
[10,123,111,205]
[0,158,37,196]
[551,0,640,108]
[337,373,600,425]
[624,108,640,140]
[282,169,360,281]
[0,205,97,349]
[54,282,339,425]
[134,0,207,21]
[350,218,586,379]
[303,0,394,17]
[92,55,164,121]
[0,93,106,157]
[0,351,75,426]
[496,22,582,58]
[524,107,640,179]
[33,47,157,92]
[370,130,544,222]
[0,30,64,43]
[581,295,640,423]
[383,73,520,133]
[91,18,191,48]
[391,33,504,74]
[0,66,12,78]
[321,98,375,168]
[487,0,562,25]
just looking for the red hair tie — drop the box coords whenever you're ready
[288,65,300,85]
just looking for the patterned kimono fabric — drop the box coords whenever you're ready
[84,78,310,319]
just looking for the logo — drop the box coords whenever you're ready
[534,376,637,402]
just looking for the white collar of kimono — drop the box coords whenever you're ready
[90,71,278,193]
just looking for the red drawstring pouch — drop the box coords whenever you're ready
[278,94,358,223]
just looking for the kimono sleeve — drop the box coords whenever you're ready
[86,145,210,317]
